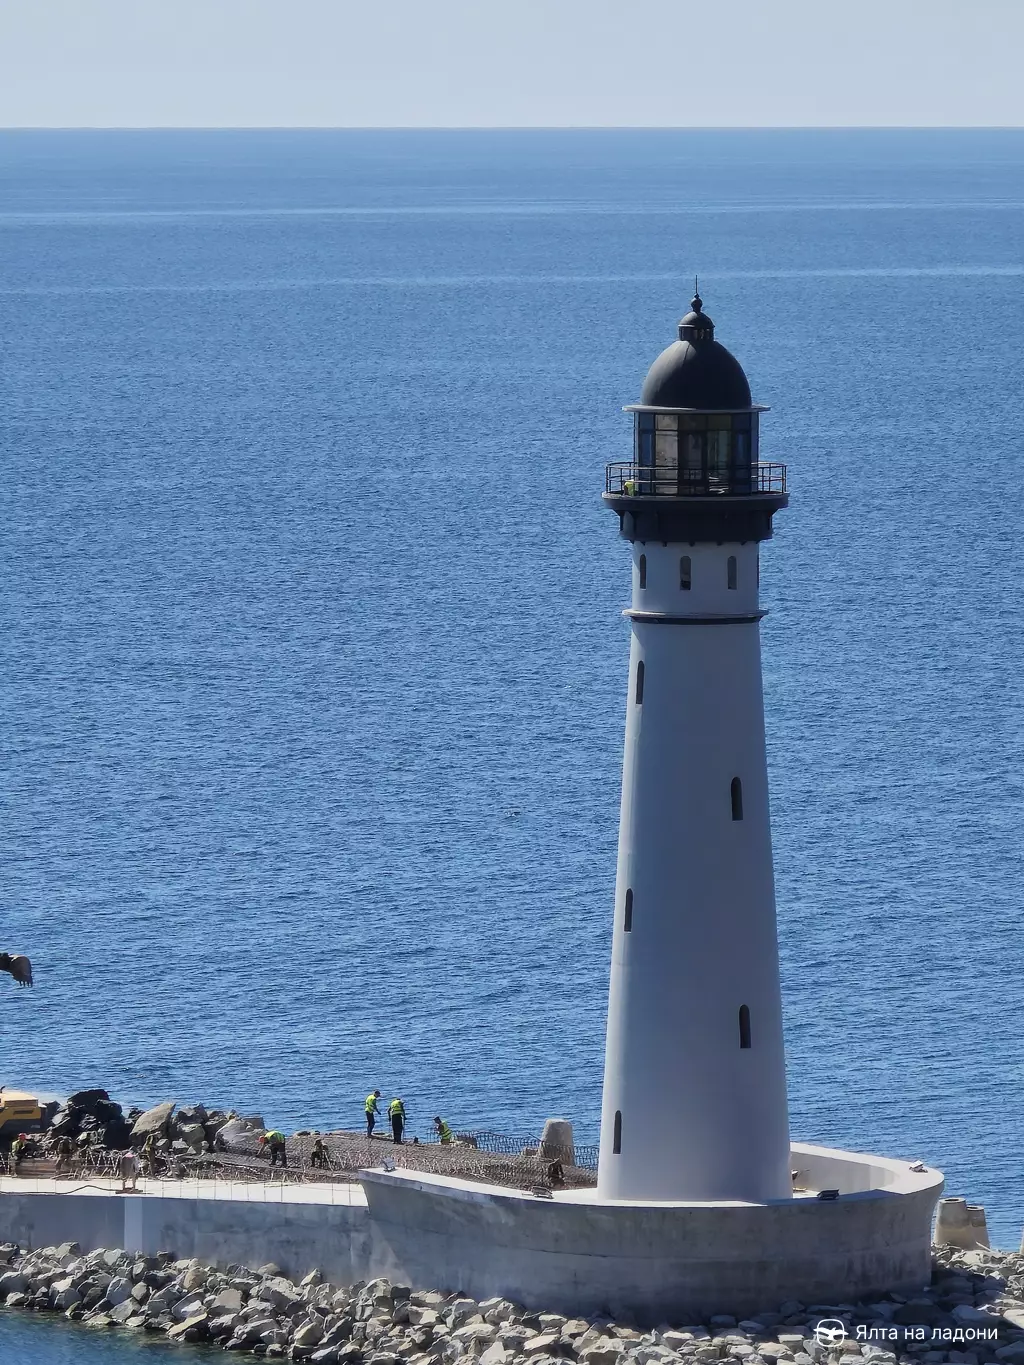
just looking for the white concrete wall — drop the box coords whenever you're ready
[362,1157,944,1323]
[0,1185,371,1286]
[599,538,790,1203]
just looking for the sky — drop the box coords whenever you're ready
[1,0,1023,129]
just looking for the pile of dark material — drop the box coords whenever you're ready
[34,1093,250,1162]
[46,1090,134,1151]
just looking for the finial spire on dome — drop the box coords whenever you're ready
[692,276,702,314]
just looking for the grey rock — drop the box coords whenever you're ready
[953,1308,1000,1327]
[523,1333,564,1356]
[409,1309,441,1327]
[105,1276,133,1307]
[177,1122,207,1152]
[172,1294,207,1321]
[169,1312,210,1341]
[0,1272,28,1295]
[263,1277,301,1310]
[129,1101,176,1138]
[210,1313,243,1337]
[109,1300,137,1324]
[580,1347,622,1365]
[211,1287,245,1314]
[296,1320,326,1347]
[181,1265,208,1293]
[481,1345,511,1365]
[216,1118,267,1152]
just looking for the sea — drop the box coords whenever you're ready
[2,128,1024,1362]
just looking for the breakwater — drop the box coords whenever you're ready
[2,1241,1024,1364]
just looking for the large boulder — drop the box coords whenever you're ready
[176,1123,207,1152]
[103,1118,133,1150]
[130,1102,175,1140]
[175,1104,208,1127]
[214,1117,265,1153]
[47,1106,79,1137]
[67,1089,110,1109]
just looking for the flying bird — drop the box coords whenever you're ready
[0,954,33,987]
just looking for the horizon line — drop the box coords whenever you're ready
[3,123,1024,134]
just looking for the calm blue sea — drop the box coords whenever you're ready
[3,128,1024,1360]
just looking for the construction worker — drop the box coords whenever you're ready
[9,1133,26,1172]
[309,1136,330,1170]
[259,1129,288,1168]
[119,1149,141,1192]
[388,1097,406,1145]
[141,1130,158,1177]
[365,1089,382,1138]
[433,1116,453,1145]
[54,1134,74,1176]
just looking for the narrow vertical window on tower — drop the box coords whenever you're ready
[727,555,738,590]
[612,1110,622,1154]
[739,1005,752,1049]
[638,554,647,589]
[635,660,645,705]
[731,777,743,820]
[680,555,691,590]
[623,889,633,932]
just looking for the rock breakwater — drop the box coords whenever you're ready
[3,1242,1024,1364]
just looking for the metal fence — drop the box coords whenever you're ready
[1,1126,600,1193]
[606,461,787,497]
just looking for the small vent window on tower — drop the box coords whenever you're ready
[635,660,645,705]
[727,555,738,590]
[680,555,691,590]
[612,1110,622,1154]
[731,777,743,821]
[638,554,647,589]
[624,889,633,932]
[739,1005,752,1049]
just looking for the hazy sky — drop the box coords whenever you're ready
[2,0,1023,129]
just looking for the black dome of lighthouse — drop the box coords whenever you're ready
[639,294,752,410]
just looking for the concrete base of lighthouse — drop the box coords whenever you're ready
[361,1144,944,1324]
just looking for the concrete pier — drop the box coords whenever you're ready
[0,1141,944,1322]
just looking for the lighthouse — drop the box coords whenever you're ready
[597,293,792,1204]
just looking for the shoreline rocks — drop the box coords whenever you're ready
[3,1241,1024,1363]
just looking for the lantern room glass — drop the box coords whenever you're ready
[634,412,759,495]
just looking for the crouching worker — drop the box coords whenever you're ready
[259,1129,288,1167]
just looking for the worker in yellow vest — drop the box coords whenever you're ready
[433,1116,453,1145]
[365,1089,382,1138]
[259,1129,287,1167]
[388,1097,406,1145]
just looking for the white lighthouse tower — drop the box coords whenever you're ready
[597,292,792,1204]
